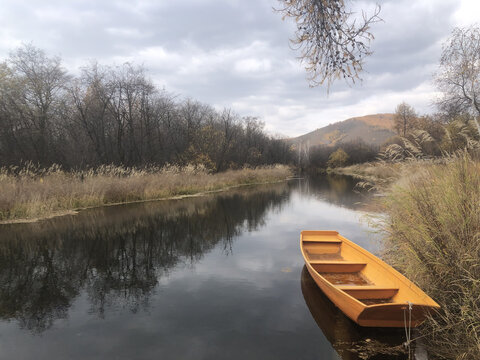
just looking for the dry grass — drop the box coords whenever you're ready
[333,157,457,194]
[374,153,480,359]
[332,160,433,190]
[0,163,292,222]
[333,161,402,185]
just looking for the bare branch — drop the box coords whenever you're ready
[435,25,480,134]
[276,0,381,89]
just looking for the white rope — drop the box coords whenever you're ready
[403,301,413,348]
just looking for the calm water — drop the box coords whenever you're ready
[0,176,413,360]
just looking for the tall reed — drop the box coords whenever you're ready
[0,163,292,222]
[378,153,480,359]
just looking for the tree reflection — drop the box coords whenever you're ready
[297,174,370,210]
[0,183,290,333]
[0,237,80,332]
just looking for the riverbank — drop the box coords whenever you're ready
[0,164,292,224]
[331,160,435,187]
[338,155,480,359]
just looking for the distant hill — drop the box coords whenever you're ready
[288,113,396,147]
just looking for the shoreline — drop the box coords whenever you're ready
[0,176,293,226]
[330,160,437,187]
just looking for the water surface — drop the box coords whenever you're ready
[0,176,410,359]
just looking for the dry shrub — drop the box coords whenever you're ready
[0,164,291,222]
[378,153,480,359]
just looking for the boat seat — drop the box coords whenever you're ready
[302,243,341,253]
[311,260,366,273]
[302,237,341,243]
[336,285,399,300]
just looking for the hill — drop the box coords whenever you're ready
[288,113,395,147]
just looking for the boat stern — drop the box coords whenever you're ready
[357,303,439,328]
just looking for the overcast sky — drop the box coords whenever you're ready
[0,0,479,137]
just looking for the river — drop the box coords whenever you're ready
[0,175,415,359]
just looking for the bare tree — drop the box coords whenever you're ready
[6,44,69,164]
[0,45,294,169]
[0,61,26,164]
[436,25,480,134]
[68,62,115,164]
[277,0,381,88]
[394,102,417,137]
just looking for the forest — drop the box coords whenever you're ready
[0,45,292,171]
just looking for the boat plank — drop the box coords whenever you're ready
[337,286,399,300]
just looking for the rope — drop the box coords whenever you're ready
[403,301,413,348]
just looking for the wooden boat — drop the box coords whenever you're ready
[300,230,440,327]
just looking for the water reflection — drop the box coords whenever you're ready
[0,183,290,333]
[301,266,410,359]
[297,174,369,210]
[0,176,406,360]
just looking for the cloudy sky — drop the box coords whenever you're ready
[0,0,478,137]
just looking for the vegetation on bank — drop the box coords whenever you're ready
[332,161,400,184]
[341,153,480,358]
[374,154,480,359]
[0,164,292,223]
[331,160,440,188]
[0,45,294,224]
[297,139,380,171]
[327,152,480,358]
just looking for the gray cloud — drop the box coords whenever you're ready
[0,0,476,136]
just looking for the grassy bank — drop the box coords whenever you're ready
[0,164,292,223]
[366,155,480,359]
[331,162,402,184]
[331,160,439,187]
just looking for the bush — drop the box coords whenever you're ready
[327,148,349,168]
[307,140,379,169]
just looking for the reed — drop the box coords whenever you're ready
[0,163,292,223]
[377,153,480,359]
[332,161,402,185]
